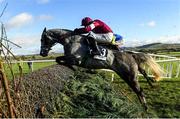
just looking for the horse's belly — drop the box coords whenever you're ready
[81,50,114,69]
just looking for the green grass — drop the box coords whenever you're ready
[4,61,56,79]
[144,80,180,117]
[98,69,180,118]
[105,75,180,118]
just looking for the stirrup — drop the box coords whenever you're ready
[93,55,106,61]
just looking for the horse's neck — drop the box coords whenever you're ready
[55,29,85,44]
[63,33,88,56]
[50,29,73,45]
[49,29,87,56]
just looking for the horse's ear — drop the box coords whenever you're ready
[43,27,47,33]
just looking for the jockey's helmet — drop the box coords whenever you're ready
[81,17,93,26]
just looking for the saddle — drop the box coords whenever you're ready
[87,42,121,61]
[84,37,121,61]
[98,43,120,51]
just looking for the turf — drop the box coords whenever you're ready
[110,77,180,118]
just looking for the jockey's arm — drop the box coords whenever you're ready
[74,27,89,34]
[74,21,100,34]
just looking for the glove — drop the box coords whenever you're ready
[74,28,80,34]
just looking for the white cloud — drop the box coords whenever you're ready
[11,34,39,47]
[125,35,180,47]
[142,35,180,44]
[38,14,53,21]
[124,38,143,47]
[139,20,156,27]
[6,12,33,30]
[5,13,53,31]
[9,34,40,55]
[9,33,64,55]
[147,21,156,27]
[158,35,180,43]
[37,0,50,4]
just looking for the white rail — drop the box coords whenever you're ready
[156,58,180,62]
[5,59,55,64]
[148,54,177,59]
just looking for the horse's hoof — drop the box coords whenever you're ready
[144,105,148,112]
[149,83,154,88]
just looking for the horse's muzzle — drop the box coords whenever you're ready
[40,51,48,57]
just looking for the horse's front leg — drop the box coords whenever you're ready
[56,56,76,71]
[55,56,66,64]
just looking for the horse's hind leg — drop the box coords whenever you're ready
[127,75,148,111]
[138,66,154,87]
[113,65,148,111]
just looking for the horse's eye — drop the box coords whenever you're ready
[47,32,52,36]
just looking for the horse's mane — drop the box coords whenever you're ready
[48,28,86,37]
[47,28,87,44]
[48,28,73,34]
[61,29,73,33]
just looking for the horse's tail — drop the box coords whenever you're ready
[132,52,164,81]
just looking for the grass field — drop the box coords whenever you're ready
[4,61,56,79]
[99,67,179,117]
[110,78,180,118]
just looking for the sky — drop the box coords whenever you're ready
[0,0,180,55]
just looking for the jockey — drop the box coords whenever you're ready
[113,34,124,51]
[74,17,114,60]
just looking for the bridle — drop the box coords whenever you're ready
[41,31,58,52]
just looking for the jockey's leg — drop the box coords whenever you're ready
[88,37,101,55]
[89,31,120,51]
[87,37,107,60]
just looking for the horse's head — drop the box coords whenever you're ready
[40,27,84,57]
[40,28,57,57]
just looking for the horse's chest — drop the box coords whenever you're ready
[64,43,81,55]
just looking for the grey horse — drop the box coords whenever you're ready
[40,28,163,111]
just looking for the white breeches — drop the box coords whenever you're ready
[88,31,113,44]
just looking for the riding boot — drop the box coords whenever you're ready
[88,37,106,61]
[88,37,101,55]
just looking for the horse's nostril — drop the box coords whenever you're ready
[40,51,48,57]
[40,51,44,56]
